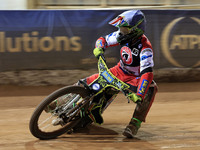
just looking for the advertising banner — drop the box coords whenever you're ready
[144,10,200,68]
[0,10,199,71]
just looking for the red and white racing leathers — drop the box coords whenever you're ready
[87,30,154,100]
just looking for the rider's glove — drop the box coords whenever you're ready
[127,93,142,103]
[93,47,104,58]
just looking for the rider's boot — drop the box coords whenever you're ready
[44,79,86,113]
[123,82,158,138]
[123,118,141,138]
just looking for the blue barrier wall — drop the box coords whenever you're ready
[0,10,199,71]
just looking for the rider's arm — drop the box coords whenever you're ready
[95,31,120,49]
[136,40,154,100]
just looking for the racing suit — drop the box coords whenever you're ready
[87,30,158,122]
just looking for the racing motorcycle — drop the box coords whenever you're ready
[29,55,139,139]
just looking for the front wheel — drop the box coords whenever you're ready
[29,86,90,139]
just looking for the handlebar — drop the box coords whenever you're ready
[96,53,141,104]
[98,54,106,63]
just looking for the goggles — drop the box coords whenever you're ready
[119,26,134,35]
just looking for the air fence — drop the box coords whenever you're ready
[0,10,199,85]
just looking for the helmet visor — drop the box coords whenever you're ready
[109,16,129,27]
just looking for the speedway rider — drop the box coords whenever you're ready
[86,10,158,138]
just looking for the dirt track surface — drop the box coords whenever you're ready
[0,82,200,150]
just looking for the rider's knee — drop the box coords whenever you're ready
[149,80,158,93]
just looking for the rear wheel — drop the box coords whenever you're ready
[29,86,90,139]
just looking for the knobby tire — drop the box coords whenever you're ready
[29,85,90,140]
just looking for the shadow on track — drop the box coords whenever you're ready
[25,124,158,150]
